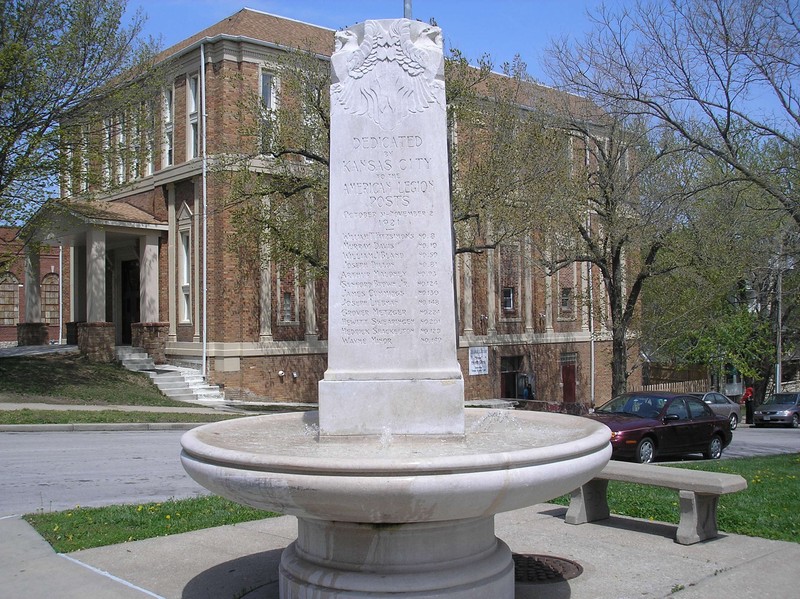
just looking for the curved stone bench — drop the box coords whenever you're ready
[565,460,748,544]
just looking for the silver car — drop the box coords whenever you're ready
[688,392,741,430]
[753,393,800,428]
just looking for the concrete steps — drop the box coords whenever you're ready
[115,347,225,405]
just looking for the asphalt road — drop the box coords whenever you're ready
[0,430,206,517]
[1,425,798,517]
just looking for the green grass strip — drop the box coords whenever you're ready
[25,496,279,553]
[551,453,800,543]
[0,409,240,425]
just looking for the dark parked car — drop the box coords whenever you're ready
[687,392,741,430]
[753,393,800,428]
[585,391,733,463]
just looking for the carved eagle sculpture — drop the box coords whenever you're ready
[331,19,445,131]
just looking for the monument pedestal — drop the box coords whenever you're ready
[280,517,513,598]
[319,378,465,435]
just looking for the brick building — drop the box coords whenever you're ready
[0,228,64,347]
[18,8,637,408]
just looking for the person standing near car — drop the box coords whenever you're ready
[742,386,754,424]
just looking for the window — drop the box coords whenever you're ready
[116,114,127,184]
[163,87,174,167]
[81,125,90,192]
[261,71,274,110]
[0,273,19,325]
[41,273,59,325]
[179,230,191,322]
[282,292,292,322]
[277,266,299,324]
[502,287,514,311]
[260,71,275,154]
[103,117,113,183]
[560,287,573,315]
[188,74,199,159]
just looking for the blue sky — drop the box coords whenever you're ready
[129,0,612,84]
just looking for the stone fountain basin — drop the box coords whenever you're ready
[181,408,611,523]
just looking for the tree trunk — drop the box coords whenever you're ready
[611,334,628,397]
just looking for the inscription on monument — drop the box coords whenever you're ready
[336,131,445,349]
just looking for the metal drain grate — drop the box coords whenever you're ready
[512,553,583,584]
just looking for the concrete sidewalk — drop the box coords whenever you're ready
[2,504,797,599]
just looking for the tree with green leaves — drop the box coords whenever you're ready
[0,0,159,231]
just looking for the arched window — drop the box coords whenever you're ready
[41,273,60,325]
[0,273,20,325]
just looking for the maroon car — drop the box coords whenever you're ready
[585,391,733,463]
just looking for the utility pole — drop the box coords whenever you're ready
[404,0,412,19]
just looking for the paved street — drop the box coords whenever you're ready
[0,430,206,517]
[1,423,797,517]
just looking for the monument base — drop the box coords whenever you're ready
[318,378,465,436]
[279,516,514,598]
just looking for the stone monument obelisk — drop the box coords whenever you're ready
[319,18,465,436]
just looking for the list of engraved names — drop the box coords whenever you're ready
[337,133,446,349]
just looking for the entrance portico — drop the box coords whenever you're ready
[31,200,168,361]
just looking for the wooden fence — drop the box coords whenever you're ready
[630,379,709,394]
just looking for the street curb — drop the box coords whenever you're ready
[0,423,202,432]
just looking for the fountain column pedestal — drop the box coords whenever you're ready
[280,517,513,597]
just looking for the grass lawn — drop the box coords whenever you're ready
[0,409,240,425]
[25,495,279,553]
[550,453,800,543]
[0,353,188,407]
[24,454,800,553]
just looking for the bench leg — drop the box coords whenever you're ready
[565,479,610,525]
[676,490,719,545]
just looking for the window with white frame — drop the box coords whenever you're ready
[188,74,199,159]
[260,70,275,154]
[261,70,275,110]
[116,113,127,184]
[178,206,192,323]
[102,117,113,184]
[163,86,174,167]
[144,100,155,175]
[502,287,515,312]
[81,124,90,192]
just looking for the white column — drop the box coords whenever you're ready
[24,247,41,322]
[167,184,177,341]
[139,233,160,322]
[86,228,106,323]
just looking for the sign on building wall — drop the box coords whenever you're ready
[469,346,489,376]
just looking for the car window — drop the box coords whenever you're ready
[687,397,714,419]
[712,394,726,404]
[666,398,688,420]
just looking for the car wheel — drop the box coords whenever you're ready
[704,435,723,459]
[635,437,656,464]
[729,413,738,430]
[790,414,799,429]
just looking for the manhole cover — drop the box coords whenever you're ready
[512,553,583,584]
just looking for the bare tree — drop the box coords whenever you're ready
[546,0,800,230]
